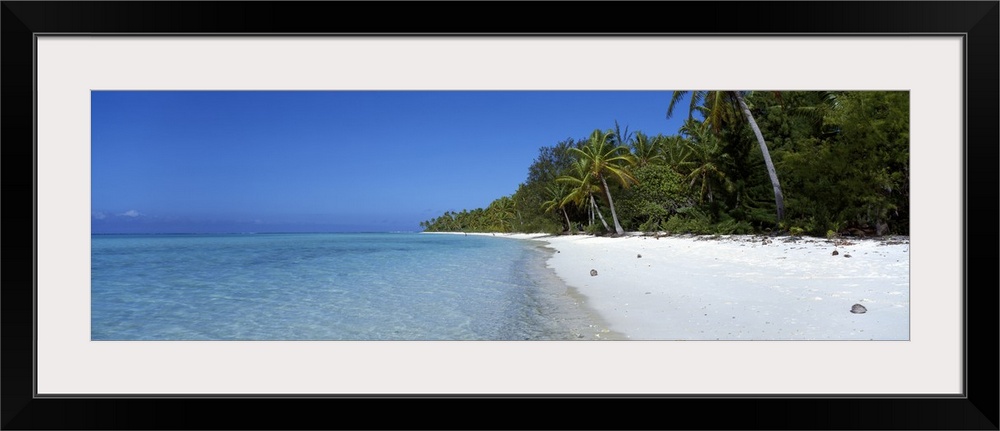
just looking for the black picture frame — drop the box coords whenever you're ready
[3,1,997,429]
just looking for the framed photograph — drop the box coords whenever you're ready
[4,2,997,429]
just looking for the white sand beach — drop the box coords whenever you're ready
[449,232,910,341]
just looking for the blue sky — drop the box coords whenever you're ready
[92,91,691,233]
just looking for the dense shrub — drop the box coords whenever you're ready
[616,165,691,232]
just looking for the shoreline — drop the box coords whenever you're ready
[520,241,629,341]
[424,231,910,340]
[423,231,626,340]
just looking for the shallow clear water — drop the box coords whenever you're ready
[91,232,597,341]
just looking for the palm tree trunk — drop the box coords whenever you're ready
[588,203,593,226]
[600,176,625,236]
[561,208,571,233]
[590,194,610,231]
[734,92,785,221]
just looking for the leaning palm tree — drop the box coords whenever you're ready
[558,157,610,232]
[568,129,638,236]
[541,183,573,233]
[668,90,785,221]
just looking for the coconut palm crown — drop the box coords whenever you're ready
[558,157,609,232]
[567,129,637,235]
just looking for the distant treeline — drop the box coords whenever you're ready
[420,91,909,238]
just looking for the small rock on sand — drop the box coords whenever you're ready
[850,304,867,314]
[590,269,598,276]
[832,250,839,256]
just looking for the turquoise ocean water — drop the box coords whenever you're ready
[91,232,601,341]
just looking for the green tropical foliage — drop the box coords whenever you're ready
[540,183,573,233]
[568,129,638,235]
[629,131,666,168]
[421,91,909,238]
[677,118,734,205]
[668,90,786,222]
[558,157,610,232]
[616,164,689,231]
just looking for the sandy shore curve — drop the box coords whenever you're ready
[431,231,910,340]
